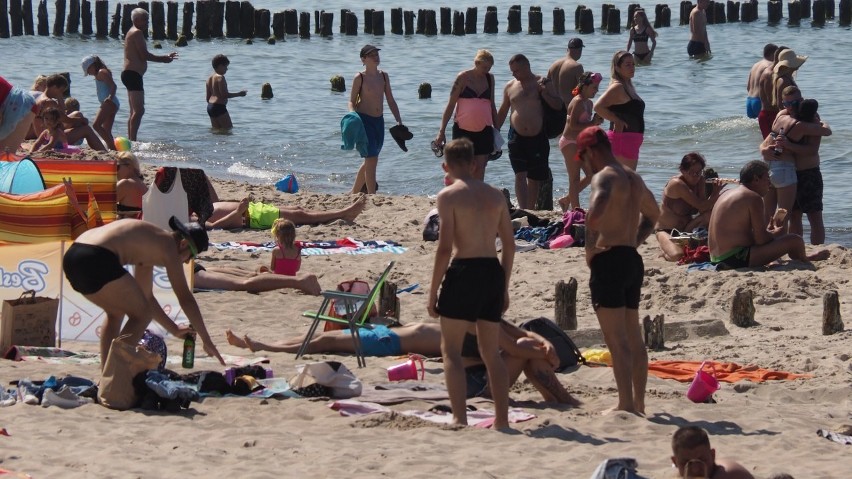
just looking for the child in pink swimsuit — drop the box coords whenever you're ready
[558,71,604,211]
[270,218,301,276]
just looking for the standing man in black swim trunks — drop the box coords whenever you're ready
[62,216,225,369]
[428,138,515,430]
[123,8,178,141]
[688,0,710,58]
[575,126,659,415]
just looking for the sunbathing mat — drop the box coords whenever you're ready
[210,238,406,255]
[648,360,813,383]
[329,399,536,429]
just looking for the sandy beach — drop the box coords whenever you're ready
[1,168,851,478]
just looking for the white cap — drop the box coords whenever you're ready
[81,55,97,76]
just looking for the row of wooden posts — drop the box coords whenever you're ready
[554,279,844,351]
[2,0,851,41]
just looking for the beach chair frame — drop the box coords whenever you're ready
[295,261,395,368]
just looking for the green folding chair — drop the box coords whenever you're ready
[295,261,395,368]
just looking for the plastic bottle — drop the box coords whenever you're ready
[773,127,785,155]
[182,329,196,369]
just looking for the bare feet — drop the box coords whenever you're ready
[225,329,248,349]
[342,195,367,222]
[299,274,322,295]
[601,405,646,417]
[243,335,260,352]
[557,195,571,213]
[808,249,830,261]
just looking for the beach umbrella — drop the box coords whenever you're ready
[0,158,47,194]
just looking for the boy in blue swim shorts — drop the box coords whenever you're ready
[428,138,515,430]
[348,44,404,195]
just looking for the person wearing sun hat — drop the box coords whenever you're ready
[63,215,224,371]
[771,48,808,120]
[574,125,659,415]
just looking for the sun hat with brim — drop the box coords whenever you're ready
[774,49,807,72]
[81,55,98,76]
[168,216,209,257]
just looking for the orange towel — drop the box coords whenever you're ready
[648,360,813,383]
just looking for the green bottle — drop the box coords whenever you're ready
[182,329,196,369]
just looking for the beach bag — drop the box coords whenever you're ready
[289,361,362,398]
[562,207,586,247]
[541,96,568,139]
[1,290,59,354]
[98,334,162,410]
[519,317,586,372]
[422,208,440,241]
[323,279,377,332]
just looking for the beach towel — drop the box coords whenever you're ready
[329,399,536,428]
[210,239,407,255]
[816,429,852,445]
[359,383,450,404]
[648,360,813,383]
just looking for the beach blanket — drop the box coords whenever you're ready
[359,383,450,404]
[329,399,536,428]
[4,347,267,368]
[211,238,407,255]
[648,360,813,383]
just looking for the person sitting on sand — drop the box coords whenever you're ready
[655,152,724,262]
[226,320,580,405]
[28,106,69,153]
[116,151,147,218]
[204,196,367,230]
[671,426,755,479]
[193,263,320,295]
[708,160,829,269]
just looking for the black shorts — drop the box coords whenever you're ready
[589,246,643,310]
[508,127,551,181]
[63,243,128,294]
[436,258,505,322]
[120,70,144,92]
[687,40,707,57]
[207,103,228,118]
[452,123,494,156]
[793,167,823,214]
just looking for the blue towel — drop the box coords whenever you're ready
[340,111,369,157]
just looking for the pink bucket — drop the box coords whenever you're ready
[387,354,425,381]
[686,361,721,403]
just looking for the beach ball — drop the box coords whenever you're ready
[114,136,132,152]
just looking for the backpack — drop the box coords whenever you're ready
[323,279,377,331]
[561,207,586,247]
[541,96,568,139]
[519,317,586,372]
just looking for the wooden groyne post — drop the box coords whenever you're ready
[822,291,844,335]
[578,6,594,33]
[554,278,578,331]
[730,288,756,327]
[606,7,621,33]
[553,7,565,33]
[484,6,498,33]
[528,5,542,34]
[507,4,521,33]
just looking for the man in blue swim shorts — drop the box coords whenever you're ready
[708,160,829,270]
[746,44,777,119]
[576,127,659,415]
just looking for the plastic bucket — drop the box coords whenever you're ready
[686,361,720,403]
[387,354,425,381]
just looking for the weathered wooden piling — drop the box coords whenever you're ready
[320,10,333,36]
[440,7,450,34]
[283,8,296,35]
[825,0,835,18]
[788,0,802,24]
[452,10,464,35]
[654,3,672,27]
[727,0,740,22]
[255,9,270,38]
[706,0,725,23]
[330,75,345,92]
[167,0,178,40]
[627,3,641,29]
[180,1,193,40]
[120,3,133,36]
[271,11,283,37]
[53,0,66,36]
[680,0,693,25]
[484,5,498,33]
[403,9,414,34]
[418,82,431,99]
[507,4,521,33]
[643,314,665,350]
[465,7,477,33]
[150,1,164,39]
[553,7,565,33]
[239,1,253,38]
[66,0,79,33]
[363,8,372,34]
[554,278,578,331]
[812,0,826,24]
[424,9,437,35]
[730,288,756,327]
[298,11,309,38]
[607,7,620,33]
[38,0,50,36]
[822,291,844,335]
[536,175,552,210]
[107,2,119,37]
[840,0,851,25]
[579,6,594,33]
[211,0,224,37]
[261,82,272,99]
[801,0,812,17]
[24,0,35,35]
[768,0,783,22]
[601,3,612,30]
[575,4,585,30]
[344,10,357,35]
[0,0,10,38]
[741,0,756,21]
[528,6,542,34]
[339,8,348,33]
[9,0,23,36]
[390,7,401,34]
[195,0,209,39]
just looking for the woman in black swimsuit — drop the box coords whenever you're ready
[434,49,498,180]
[626,9,657,65]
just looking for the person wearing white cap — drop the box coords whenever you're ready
[82,54,120,150]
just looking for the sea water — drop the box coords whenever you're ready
[2,1,850,243]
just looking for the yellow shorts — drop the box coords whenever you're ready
[247,201,279,229]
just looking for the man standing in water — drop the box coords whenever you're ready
[746,44,777,120]
[123,8,178,141]
[547,38,585,111]
[348,44,403,194]
[687,0,711,58]
[575,127,659,415]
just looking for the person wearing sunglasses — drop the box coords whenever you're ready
[671,426,754,479]
[63,215,225,371]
